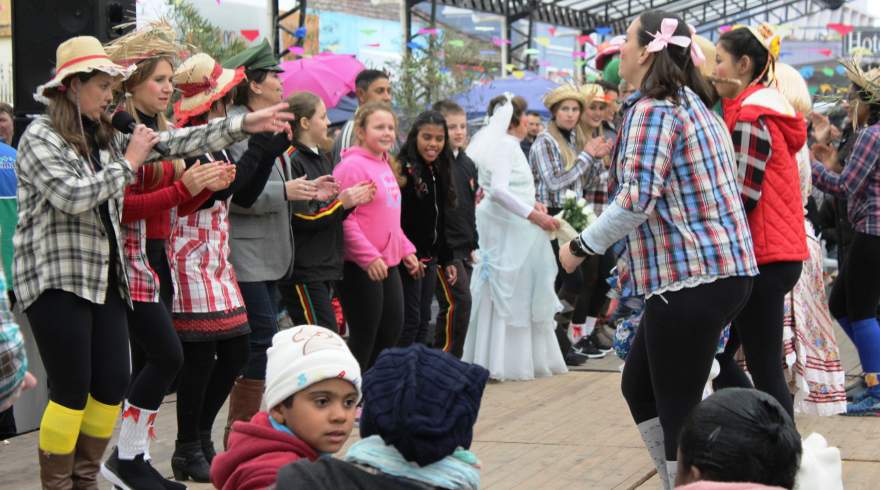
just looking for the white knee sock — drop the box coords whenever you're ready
[666,460,678,489]
[117,401,158,460]
[637,418,669,486]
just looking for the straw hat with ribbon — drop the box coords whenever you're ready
[104,20,184,67]
[579,83,607,105]
[172,53,245,125]
[730,23,781,83]
[34,36,136,105]
[544,84,586,112]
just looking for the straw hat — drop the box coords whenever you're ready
[579,83,607,104]
[773,63,812,115]
[105,20,184,67]
[544,84,586,111]
[34,36,136,105]
[172,53,245,125]
[731,23,781,61]
[841,57,880,103]
[693,35,717,79]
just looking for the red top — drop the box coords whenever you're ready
[122,161,212,239]
[210,411,319,490]
[723,85,808,265]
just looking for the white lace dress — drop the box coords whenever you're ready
[462,128,567,381]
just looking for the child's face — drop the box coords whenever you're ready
[270,378,359,454]
[416,123,445,163]
[305,101,330,141]
[445,113,468,150]
[357,110,396,155]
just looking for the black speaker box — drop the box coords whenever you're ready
[11,0,135,116]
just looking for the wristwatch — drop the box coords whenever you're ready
[569,236,592,258]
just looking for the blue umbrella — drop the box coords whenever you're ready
[328,94,358,126]
[452,74,560,119]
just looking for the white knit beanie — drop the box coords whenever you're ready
[264,325,362,410]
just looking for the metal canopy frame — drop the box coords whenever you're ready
[271,0,846,67]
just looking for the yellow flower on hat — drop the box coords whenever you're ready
[733,23,781,60]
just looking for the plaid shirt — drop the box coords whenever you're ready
[812,124,880,236]
[0,263,26,411]
[731,119,772,212]
[13,115,246,310]
[608,89,758,296]
[529,130,602,208]
[584,169,610,216]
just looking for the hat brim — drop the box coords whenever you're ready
[174,67,246,125]
[34,61,136,105]
[544,89,586,111]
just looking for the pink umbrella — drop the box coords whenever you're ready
[279,54,365,108]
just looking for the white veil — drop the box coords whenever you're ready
[466,95,515,176]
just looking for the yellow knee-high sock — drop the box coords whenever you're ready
[79,395,120,439]
[39,402,84,455]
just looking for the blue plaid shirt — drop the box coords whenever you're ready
[812,124,880,236]
[608,88,758,296]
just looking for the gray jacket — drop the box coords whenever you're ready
[227,106,299,282]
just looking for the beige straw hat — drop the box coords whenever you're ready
[543,84,586,111]
[172,53,245,125]
[34,36,136,105]
[579,83,607,104]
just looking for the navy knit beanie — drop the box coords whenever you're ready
[360,344,490,466]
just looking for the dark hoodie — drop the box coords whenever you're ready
[399,156,453,264]
[287,141,351,283]
[210,411,318,490]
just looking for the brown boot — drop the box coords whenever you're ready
[223,377,264,449]
[39,449,75,490]
[70,433,111,490]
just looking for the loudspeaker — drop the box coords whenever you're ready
[11,0,135,116]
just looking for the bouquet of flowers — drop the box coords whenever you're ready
[551,189,598,243]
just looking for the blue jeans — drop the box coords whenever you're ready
[237,281,279,380]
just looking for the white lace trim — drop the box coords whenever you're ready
[647,274,738,301]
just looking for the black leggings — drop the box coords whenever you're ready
[571,251,615,324]
[338,262,404,370]
[127,300,184,410]
[829,232,880,321]
[398,260,438,347]
[26,275,131,409]
[130,240,174,380]
[279,280,339,332]
[714,261,802,418]
[175,335,250,443]
[621,276,752,461]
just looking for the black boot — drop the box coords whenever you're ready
[200,430,216,464]
[171,440,210,483]
[100,447,167,490]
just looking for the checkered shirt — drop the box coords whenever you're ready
[13,115,246,310]
[609,89,759,296]
[529,130,603,208]
[812,124,880,236]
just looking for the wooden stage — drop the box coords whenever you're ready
[1,329,877,489]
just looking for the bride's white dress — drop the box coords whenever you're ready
[462,113,567,381]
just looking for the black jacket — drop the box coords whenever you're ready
[276,458,431,490]
[399,156,453,264]
[287,141,350,283]
[444,149,478,259]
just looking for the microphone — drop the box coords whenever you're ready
[110,111,171,156]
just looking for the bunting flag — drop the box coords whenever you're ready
[719,25,733,33]
[492,37,511,46]
[548,27,557,37]
[479,49,497,55]
[524,48,540,55]
[572,51,586,58]
[837,65,847,76]
[577,34,595,46]
[594,26,612,36]
[288,46,305,55]
[817,48,833,57]
[475,26,495,32]
[365,43,381,48]
[294,26,307,39]
[822,67,835,77]
[240,30,259,42]
[360,28,378,36]
[799,66,815,79]
[407,41,425,50]
[417,27,439,36]
[536,37,550,47]
[448,39,465,47]
[512,70,525,79]
[827,23,854,37]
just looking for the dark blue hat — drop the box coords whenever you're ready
[360,344,489,466]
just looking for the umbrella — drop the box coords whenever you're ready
[452,74,560,118]
[279,54,365,109]
[328,94,358,126]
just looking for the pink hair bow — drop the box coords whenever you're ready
[646,18,705,66]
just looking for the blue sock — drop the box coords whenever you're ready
[851,318,880,378]
[837,316,854,342]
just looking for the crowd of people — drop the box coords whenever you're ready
[0,7,875,489]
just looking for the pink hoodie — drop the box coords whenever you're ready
[333,146,416,269]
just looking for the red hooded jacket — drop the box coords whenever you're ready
[210,412,319,490]
[723,85,808,265]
